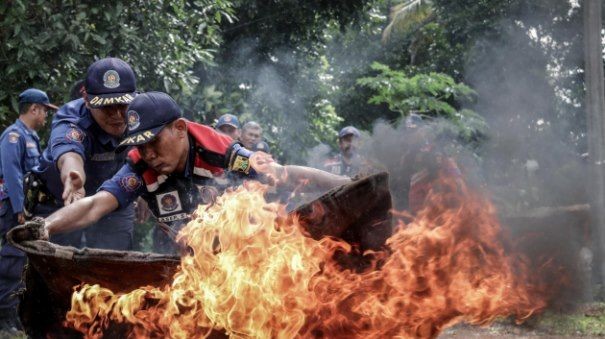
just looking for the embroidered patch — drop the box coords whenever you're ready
[119,174,142,192]
[7,132,19,144]
[156,191,182,215]
[103,70,120,88]
[127,110,140,131]
[66,128,84,143]
[224,115,232,122]
[231,154,251,174]
[25,142,37,148]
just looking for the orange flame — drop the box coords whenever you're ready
[65,176,551,338]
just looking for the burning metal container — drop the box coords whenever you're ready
[8,173,392,337]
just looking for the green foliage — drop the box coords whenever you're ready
[194,0,375,163]
[357,62,485,139]
[0,0,233,130]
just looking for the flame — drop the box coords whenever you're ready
[65,176,552,338]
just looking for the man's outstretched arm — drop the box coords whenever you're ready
[44,191,119,237]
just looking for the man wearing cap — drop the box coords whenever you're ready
[30,57,137,250]
[25,92,350,254]
[0,88,57,333]
[215,114,241,140]
[324,126,363,177]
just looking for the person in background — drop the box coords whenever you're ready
[324,126,363,177]
[0,88,57,333]
[215,114,241,140]
[241,121,270,153]
[68,79,85,102]
[29,57,137,251]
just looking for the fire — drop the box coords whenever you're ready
[65,176,551,338]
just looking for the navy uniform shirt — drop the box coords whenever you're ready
[323,153,362,177]
[0,119,41,213]
[100,136,255,225]
[35,99,128,202]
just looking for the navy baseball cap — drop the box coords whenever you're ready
[216,114,240,129]
[85,58,136,108]
[18,88,58,110]
[117,91,181,150]
[338,126,361,139]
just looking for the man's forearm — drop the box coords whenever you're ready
[45,192,118,236]
[280,165,351,191]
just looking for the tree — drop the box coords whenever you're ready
[357,62,485,141]
[0,0,233,131]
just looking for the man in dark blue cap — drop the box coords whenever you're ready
[29,57,137,251]
[215,113,241,140]
[29,92,350,254]
[324,126,363,177]
[0,88,57,333]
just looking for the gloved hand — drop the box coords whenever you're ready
[225,142,257,176]
[7,217,48,244]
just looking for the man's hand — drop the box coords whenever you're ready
[17,212,25,225]
[62,170,85,205]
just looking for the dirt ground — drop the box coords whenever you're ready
[440,303,605,338]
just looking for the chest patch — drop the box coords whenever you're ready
[156,190,183,215]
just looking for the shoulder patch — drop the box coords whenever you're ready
[7,132,20,144]
[119,174,142,192]
[66,127,85,143]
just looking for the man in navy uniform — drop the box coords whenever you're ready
[0,88,57,333]
[30,57,137,250]
[324,126,363,177]
[28,92,350,252]
[215,114,241,140]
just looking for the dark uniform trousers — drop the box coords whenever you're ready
[0,201,25,311]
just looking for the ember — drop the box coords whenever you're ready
[65,175,551,338]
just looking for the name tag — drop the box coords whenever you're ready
[26,142,37,148]
[91,152,116,161]
[158,213,189,223]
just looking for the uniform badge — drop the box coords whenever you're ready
[66,128,84,143]
[119,174,142,192]
[127,110,140,130]
[7,132,19,144]
[103,70,120,89]
[156,191,182,215]
[232,155,251,174]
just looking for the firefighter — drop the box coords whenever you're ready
[0,88,57,333]
[215,114,241,140]
[24,92,350,253]
[28,58,137,250]
[324,126,364,177]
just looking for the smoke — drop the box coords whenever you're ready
[463,8,590,304]
[210,38,324,163]
[302,4,590,306]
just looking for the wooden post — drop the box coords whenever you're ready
[584,0,605,298]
